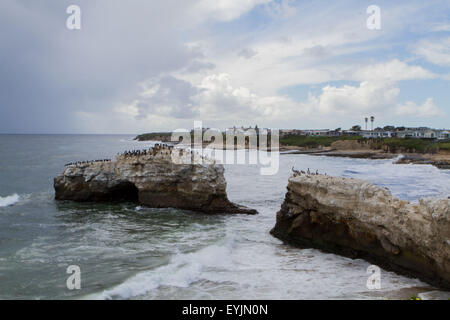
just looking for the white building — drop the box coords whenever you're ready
[439,131,450,140]
[361,130,393,139]
[301,129,341,136]
[395,128,441,139]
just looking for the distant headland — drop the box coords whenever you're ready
[134,124,450,169]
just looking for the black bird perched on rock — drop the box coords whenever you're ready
[292,166,301,176]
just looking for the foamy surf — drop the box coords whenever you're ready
[391,154,404,163]
[95,241,235,300]
[0,194,20,207]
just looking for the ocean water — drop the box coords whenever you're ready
[0,134,449,300]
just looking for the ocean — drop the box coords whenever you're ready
[0,134,449,300]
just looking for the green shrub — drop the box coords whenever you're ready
[379,138,437,153]
[279,135,362,148]
[438,141,450,151]
[134,132,172,141]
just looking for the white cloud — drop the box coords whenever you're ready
[67,2,449,132]
[192,73,302,121]
[189,4,438,96]
[117,70,446,131]
[414,37,450,66]
[395,98,443,118]
[352,59,436,82]
[115,104,139,117]
[431,23,450,32]
[121,73,306,125]
[90,72,305,132]
[185,6,387,95]
[107,1,450,131]
[84,70,445,133]
[306,81,399,116]
[194,0,271,22]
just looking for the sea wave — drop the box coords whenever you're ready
[119,138,159,145]
[95,239,235,300]
[391,154,404,163]
[0,194,20,207]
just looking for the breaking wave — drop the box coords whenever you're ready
[0,194,20,207]
[96,240,235,300]
[391,154,404,163]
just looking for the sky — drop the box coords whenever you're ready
[1,0,450,134]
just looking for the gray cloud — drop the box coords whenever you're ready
[183,60,216,73]
[0,0,200,133]
[302,45,329,58]
[238,48,258,59]
[134,75,200,119]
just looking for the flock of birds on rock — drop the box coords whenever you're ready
[291,167,326,177]
[120,144,174,158]
[65,144,175,167]
[65,159,111,167]
[121,149,149,157]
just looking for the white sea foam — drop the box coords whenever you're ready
[391,154,404,163]
[0,194,20,207]
[94,238,426,300]
[96,239,235,300]
[120,138,160,145]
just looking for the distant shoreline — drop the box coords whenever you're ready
[134,133,450,169]
[286,148,450,169]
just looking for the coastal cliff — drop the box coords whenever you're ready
[54,145,257,214]
[271,174,450,288]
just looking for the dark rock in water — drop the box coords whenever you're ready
[54,145,257,215]
[271,174,450,289]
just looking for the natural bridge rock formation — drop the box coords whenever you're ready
[54,145,257,214]
[271,174,450,289]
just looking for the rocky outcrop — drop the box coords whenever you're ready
[271,174,450,289]
[134,133,172,142]
[54,145,257,214]
[331,140,372,151]
[395,154,450,169]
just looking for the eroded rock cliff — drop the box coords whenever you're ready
[54,145,257,214]
[271,174,450,288]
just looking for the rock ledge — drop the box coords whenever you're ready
[54,145,257,215]
[271,174,450,289]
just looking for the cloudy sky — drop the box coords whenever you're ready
[1,0,450,133]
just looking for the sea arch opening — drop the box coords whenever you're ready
[108,181,139,202]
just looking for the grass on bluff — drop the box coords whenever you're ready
[437,141,450,151]
[279,135,362,148]
[373,138,440,153]
[280,135,450,153]
[134,132,172,141]
[375,138,450,153]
